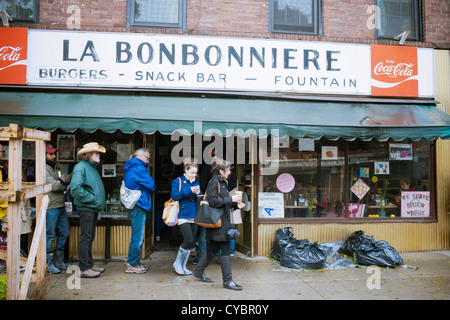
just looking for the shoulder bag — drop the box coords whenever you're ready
[162,177,181,227]
[120,180,141,210]
[195,181,223,228]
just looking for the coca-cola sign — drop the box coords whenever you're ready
[371,45,418,97]
[0,28,28,85]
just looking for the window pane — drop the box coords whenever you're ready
[377,0,417,39]
[272,0,317,34]
[134,0,179,25]
[259,137,345,219]
[347,139,431,218]
[1,0,35,20]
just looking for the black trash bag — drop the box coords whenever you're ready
[281,239,327,270]
[270,227,327,269]
[355,240,404,268]
[338,230,374,256]
[270,227,294,261]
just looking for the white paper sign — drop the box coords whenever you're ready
[258,192,284,218]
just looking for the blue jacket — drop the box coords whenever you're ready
[123,157,155,211]
[171,174,202,220]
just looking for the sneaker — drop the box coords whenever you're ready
[125,263,147,274]
[91,265,105,273]
[138,264,149,272]
[80,268,101,278]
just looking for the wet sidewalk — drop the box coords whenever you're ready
[46,250,450,300]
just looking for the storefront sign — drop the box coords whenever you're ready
[401,191,430,217]
[371,45,417,97]
[258,192,284,218]
[0,27,28,85]
[22,30,434,98]
[26,30,372,95]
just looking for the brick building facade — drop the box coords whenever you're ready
[1,1,449,257]
[10,0,450,49]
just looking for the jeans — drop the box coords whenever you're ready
[196,226,206,260]
[46,207,70,253]
[127,205,147,267]
[79,210,99,271]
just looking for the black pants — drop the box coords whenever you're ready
[79,210,98,271]
[178,222,198,250]
[196,232,232,281]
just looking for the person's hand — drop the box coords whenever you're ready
[237,202,245,209]
[191,186,200,194]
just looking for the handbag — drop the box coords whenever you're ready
[120,180,141,210]
[195,181,223,228]
[162,177,181,227]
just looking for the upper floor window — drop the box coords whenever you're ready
[376,0,422,41]
[269,0,322,36]
[0,0,39,22]
[127,0,185,29]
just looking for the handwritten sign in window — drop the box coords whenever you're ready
[401,191,430,217]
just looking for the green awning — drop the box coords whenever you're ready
[1,91,449,141]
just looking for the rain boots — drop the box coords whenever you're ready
[173,246,192,275]
[46,252,60,274]
[54,249,71,270]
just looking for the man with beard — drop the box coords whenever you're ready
[45,144,72,273]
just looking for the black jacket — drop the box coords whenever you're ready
[199,164,237,194]
[205,175,237,242]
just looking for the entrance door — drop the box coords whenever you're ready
[150,132,255,256]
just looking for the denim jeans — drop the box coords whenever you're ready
[127,205,147,267]
[79,210,99,271]
[46,207,70,253]
[196,226,206,260]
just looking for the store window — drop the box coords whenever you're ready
[127,0,186,29]
[269,0,322,36]
[258,137,433,221]
[0,0,39,22]
[259,137,345,219]
[375,0,422,41]
[348,138,430,219]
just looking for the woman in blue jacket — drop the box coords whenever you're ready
[171,157,201,275]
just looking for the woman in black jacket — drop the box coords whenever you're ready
[193,158,245,290]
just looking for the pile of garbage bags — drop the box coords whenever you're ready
[270,228,404,270]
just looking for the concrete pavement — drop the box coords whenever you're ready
[46,249,450,300]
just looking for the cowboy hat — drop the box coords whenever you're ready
[77,142,106,156]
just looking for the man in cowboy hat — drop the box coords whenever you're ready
[45,143,72,274]
[70,142,106,278]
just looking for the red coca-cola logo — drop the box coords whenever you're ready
[0,46,23,63]
[0,28,28,85]
[373,62,415,78]
[371,45,418,97]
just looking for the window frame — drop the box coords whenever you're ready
[257,138,437,224]
[375,0,422,42]
[127,0,186,29]
[269,0,322,36]
[0,0,39,23]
